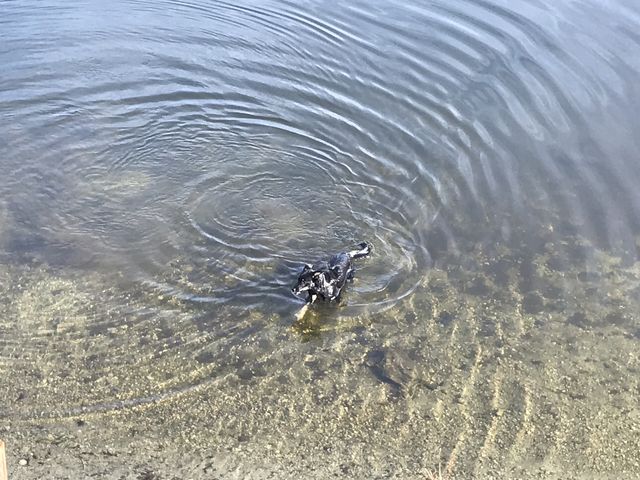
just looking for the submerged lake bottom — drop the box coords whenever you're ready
[2,0,640,477]
[2,220,639,479]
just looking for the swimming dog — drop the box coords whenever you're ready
[291,242,372,311]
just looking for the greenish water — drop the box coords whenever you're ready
[1,0,640,478]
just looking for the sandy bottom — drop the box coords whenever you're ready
[1,234,639,479]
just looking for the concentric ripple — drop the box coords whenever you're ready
[1,0,640,423]
[175,137,437,310]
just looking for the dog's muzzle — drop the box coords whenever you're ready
[291,285,307,295]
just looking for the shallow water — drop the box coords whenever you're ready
[1,0,640,478]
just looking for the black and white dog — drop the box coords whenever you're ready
[291,242,372,305]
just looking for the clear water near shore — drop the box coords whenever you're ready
[1,0,639,478]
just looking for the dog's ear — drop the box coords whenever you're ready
[302,263,312,272]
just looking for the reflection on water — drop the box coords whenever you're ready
[1,0,639,477]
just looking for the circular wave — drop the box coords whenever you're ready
[1,0,640,419]
[2,0,638,313]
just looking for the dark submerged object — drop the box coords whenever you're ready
[291,242,372,304]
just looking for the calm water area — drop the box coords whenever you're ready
[1,0,639,478]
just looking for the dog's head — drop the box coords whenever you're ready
[291,264,327,296]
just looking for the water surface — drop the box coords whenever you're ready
[1,0,639,478]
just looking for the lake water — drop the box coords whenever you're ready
[1,0,639,478]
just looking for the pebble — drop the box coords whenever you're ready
[19,458,28,466]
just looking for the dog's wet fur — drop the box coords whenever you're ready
[291,242,372,305]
